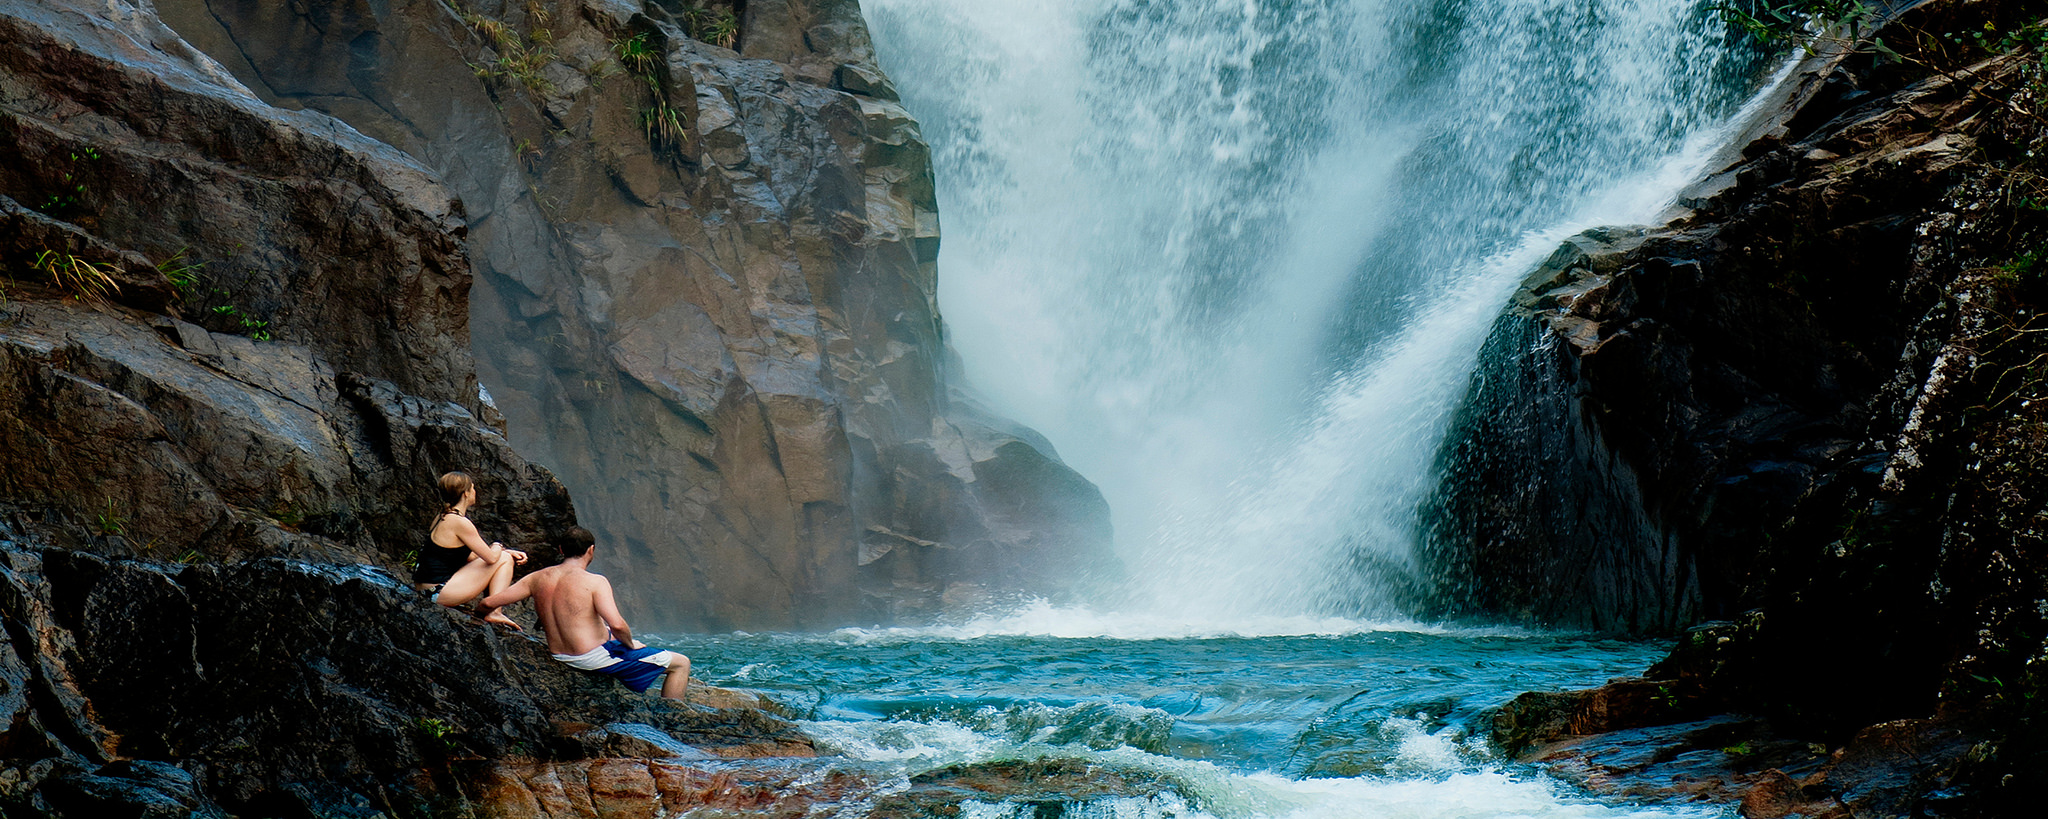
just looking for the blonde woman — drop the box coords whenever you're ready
[415,471,527,628]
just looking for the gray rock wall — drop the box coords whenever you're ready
[153,0,1114,630]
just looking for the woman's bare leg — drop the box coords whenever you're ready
[488,552,517,597]
[437,553,522,630]
[435,558,495,608]
[479,552,522,629]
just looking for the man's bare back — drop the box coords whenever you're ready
[478,531,690,699]
[519,563,625,656]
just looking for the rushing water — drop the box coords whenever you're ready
[653,618,1719,818]
[866,0,1777,618]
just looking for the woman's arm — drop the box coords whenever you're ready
[449,516,526,563]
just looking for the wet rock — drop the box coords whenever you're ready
[1488,677,1701,757]
[1462,2,2048,812]
[871,759,1184,819]
[0,521,814,817]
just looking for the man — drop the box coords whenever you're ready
[478,527,691,700]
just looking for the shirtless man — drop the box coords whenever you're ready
[477,527,691,700]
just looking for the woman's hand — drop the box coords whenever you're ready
[508,548,529,564]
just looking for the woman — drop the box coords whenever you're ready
[416,471,527,629]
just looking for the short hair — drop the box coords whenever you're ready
[436,471,473,513]
[559,526,596,558]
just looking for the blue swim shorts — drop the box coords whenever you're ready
[552,639,677,693]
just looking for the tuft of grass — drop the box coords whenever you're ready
[31,249,120,302]
[684,4,740,49]
[461,8,557,94]
[640,98,689,157]
[611,31,660,75]
[155,248,205,296]
[93,498,126,536]
[173,548,204,564]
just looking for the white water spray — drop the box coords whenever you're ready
[868,0,1772,620]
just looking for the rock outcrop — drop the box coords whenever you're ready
[0,523,816,816]
[150,0,1116,631]
[1446,0,2048,812]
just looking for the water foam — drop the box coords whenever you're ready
[809,715,1720,819]
[808,599,1540,642]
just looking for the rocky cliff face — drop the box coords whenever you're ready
[0,2,822,814]
[150,0,1116,631]
[1440,0,2048,811]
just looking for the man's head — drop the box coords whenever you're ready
[558,526,597,560]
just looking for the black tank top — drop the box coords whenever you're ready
[414,515,471,585]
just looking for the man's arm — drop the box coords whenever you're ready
[477,574,535,618]
[590,576,639,648]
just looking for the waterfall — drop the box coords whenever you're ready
[867,0,1773,621]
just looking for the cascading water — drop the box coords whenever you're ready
[865,0,1775,621]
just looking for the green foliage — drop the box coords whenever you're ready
[209,299,271,341]
[30,249,119,302]
[611,31,660,75]
[414,717,464,753]
[93,498,126,536]
[155,248,205,296]
[640,95,690,158]
[1714,0,1880,50]
[686,6,741,50]
[34,146,100,217]
[173,548,204,564]
[459,3,557,95]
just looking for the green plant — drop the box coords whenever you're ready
[639,96,689,157]
[399,547,421,569]
[30,249,119,302]
[683,4,740,49]
[1713,0,1879,51]
[155,248,205,295]
[210,303,271,341]
[460,6,557,94]
[173,548,204,564]
[414,717,464,753]
[35,146,100,216]
[93,498,126,536]
[512,137,542,170]
[611,31,660,74]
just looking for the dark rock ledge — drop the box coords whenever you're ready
[1461,1,2048,815]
